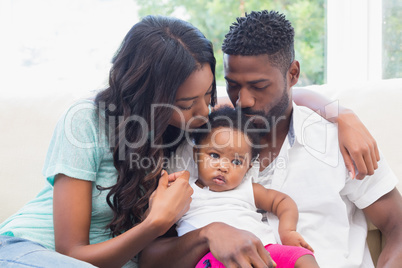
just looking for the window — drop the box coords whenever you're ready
[382,0,402,79]
[136,0,327,87]
[327,0,401,85]
[1,0,399,99]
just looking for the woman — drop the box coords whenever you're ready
[0,15,378,267]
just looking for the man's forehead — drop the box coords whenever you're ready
[224,54,276,72]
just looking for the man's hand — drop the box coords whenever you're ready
[337,109,380,180]
[201,222,276,268]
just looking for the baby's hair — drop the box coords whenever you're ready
[192,106,260,160]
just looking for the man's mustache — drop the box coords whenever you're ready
[238,107,265,117]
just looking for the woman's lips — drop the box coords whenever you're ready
[212,175,226,185]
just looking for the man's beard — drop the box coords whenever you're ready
[240,83,290,134]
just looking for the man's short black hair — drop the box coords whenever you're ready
[222,10,295,76]
[192,106,260,160]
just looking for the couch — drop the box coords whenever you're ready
[1,78,401,266]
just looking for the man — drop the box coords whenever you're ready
[140,11,402,268]
[221,10,402,267]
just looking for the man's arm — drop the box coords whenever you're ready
[217,88,380,180]
[139,227,207,268]
[363,188,402,267]
[292,87,380,180]
[139,222,274,268]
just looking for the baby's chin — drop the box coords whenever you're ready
[195,179,233,192]
[207,183,236,192]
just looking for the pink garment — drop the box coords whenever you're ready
[195,244,314,268]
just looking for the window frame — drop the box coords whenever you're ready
[326,0,383,85]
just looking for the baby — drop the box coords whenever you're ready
[175,106,318,268]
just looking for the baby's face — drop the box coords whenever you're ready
[194,127,252,192]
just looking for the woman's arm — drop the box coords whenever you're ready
[53,170,193,267]
[139,222,275,268]
[253,183,313,251]
[293,87,380,180]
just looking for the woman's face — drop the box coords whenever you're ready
[169,63,214,130]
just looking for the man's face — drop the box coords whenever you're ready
[223,54,293,128]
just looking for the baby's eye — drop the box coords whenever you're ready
[232,159,242,166]
[209,153,219,159]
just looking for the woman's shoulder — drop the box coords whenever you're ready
[51,98,104,146]
[63,99,97,119]
[59,99,99,128]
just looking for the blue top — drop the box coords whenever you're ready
[0,100,117,250]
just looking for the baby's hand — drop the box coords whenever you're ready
[280,231,314,253]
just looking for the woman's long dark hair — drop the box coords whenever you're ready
[95,15,216,236]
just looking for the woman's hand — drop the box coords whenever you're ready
[337,109,380,180]
[280,230,314,253]
[201,222,277,268]
[146,170,193,236]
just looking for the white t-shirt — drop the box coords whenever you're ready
[170,103,398,268]
[255,103,398,268]
[175,163,277,245]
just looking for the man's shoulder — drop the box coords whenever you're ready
[290,103,343,169]
[292,103,339,144]
[293,103,337,127]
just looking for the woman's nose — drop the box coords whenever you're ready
[195,99,210,119]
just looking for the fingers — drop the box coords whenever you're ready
[337,110,381,180]
[352,154,367,180]
[374,140,380,162]
[352,150,375,180]
[167,170,190,182]
[225,252,275,268]
[158,170,169,188]
[167,170,181,182]
[300,240,314,253]
[176,170,190,182]
[255,245,276,268]
[226,258,252,268]
[371,141,379,170]
[340,146,356,179]
[238,242,276,268]
[346,145,378,180]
